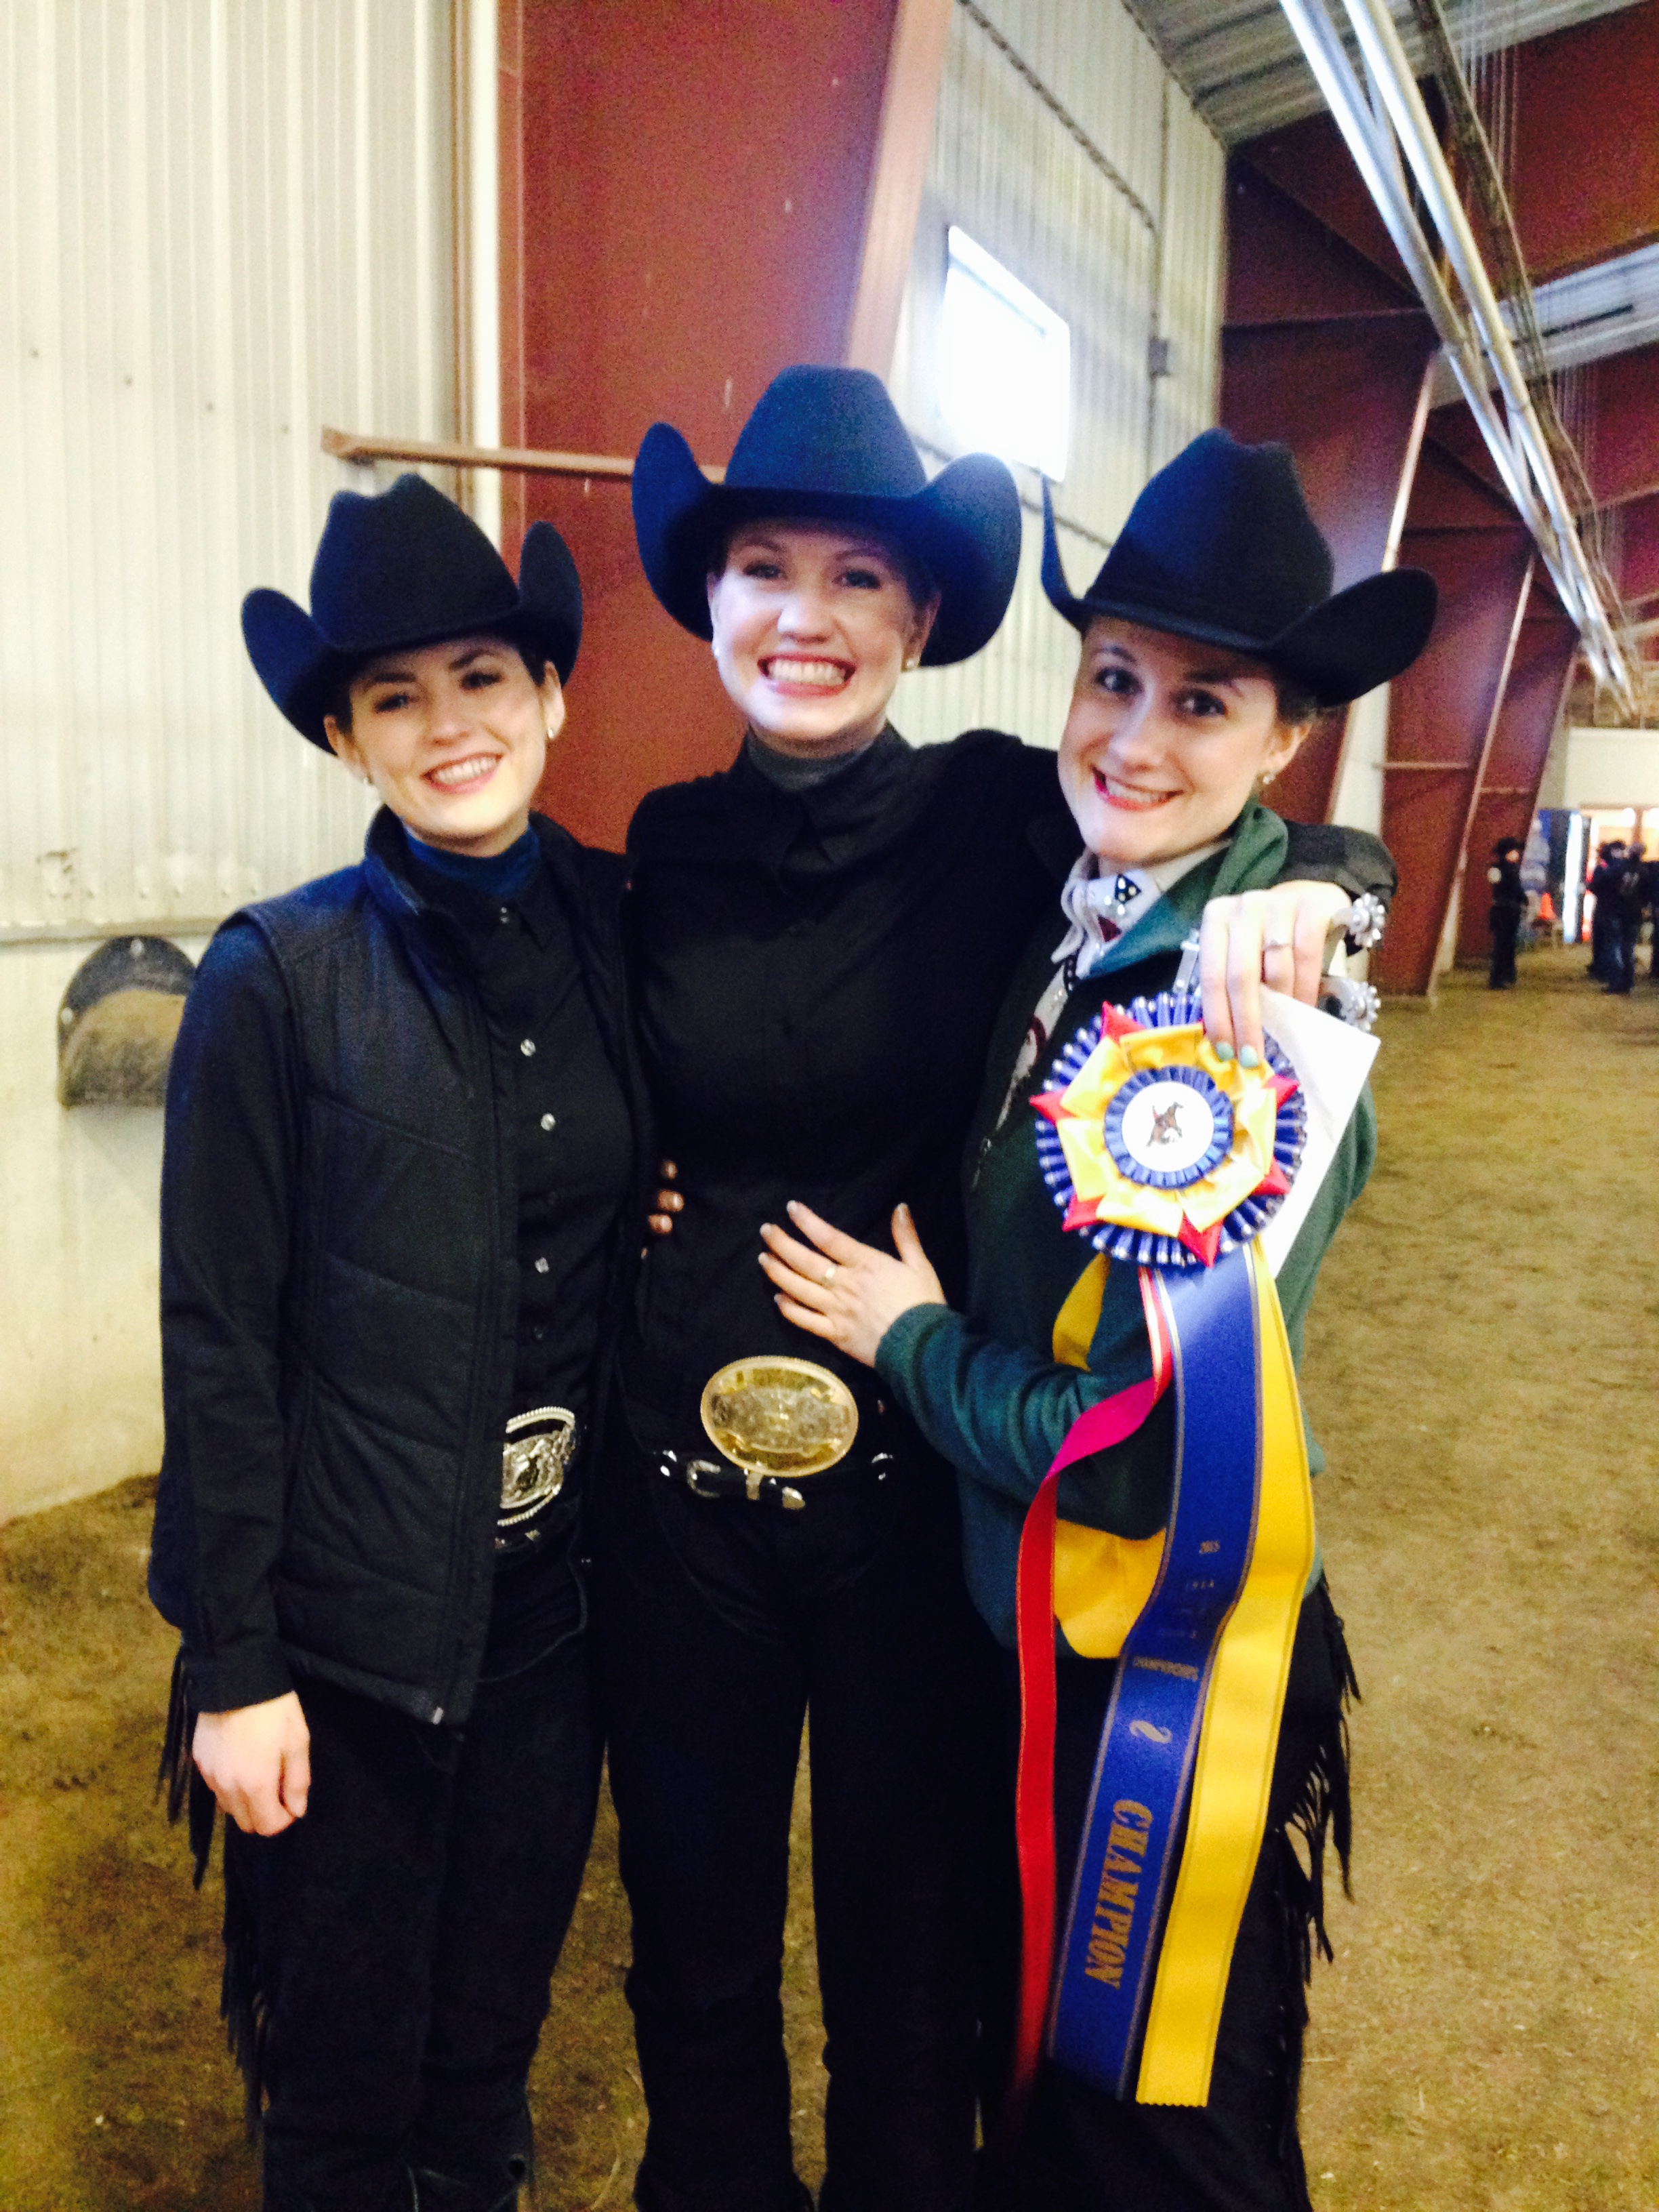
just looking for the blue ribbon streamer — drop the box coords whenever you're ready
[1047,1246,1264,2096]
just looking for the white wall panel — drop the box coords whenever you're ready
[890,0,1225,755]
[1149,91,1225,470]
[0,0,455,935]
[0,939,211,1518]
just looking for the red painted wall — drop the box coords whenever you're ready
[1232,113,1410,295]
[1580,343,1659,511]
[501,0,901,850]
[1221,163,1435,824]
[1509,1,1659,280]
[1616,491,1659,611]
[1376,434,1535,994]
[1453,601,1577,964]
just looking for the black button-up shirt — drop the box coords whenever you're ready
[403,837,632,1429]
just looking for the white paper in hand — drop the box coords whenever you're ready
[1257,988,1379,1279]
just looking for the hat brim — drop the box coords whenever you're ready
[1040,485,1437,708]
[243,520,582,750]
[632,422,1021,666]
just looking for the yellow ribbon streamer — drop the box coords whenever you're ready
[1051,1254,1170,1661]
[1135,1239,1315,2104]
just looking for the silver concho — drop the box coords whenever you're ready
[1343,890,1388,952]
[1317,972,1381,1031]
[499,1405,577,1528]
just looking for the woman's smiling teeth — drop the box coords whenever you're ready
[1094,768,1176,811]
[426,753,499,792]
[762,655,851,690]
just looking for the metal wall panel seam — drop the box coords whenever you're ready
[0,1,454,929]
[956,0,1158,232]
[889,0,1223,756]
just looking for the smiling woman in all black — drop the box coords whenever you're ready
[619,727,1061,1441]
[593,369,1396,2212]
[149,479,646,2212]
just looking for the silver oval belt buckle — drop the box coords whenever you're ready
[500,1405,578,1528]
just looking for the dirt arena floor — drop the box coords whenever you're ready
[1,944,1654,2211]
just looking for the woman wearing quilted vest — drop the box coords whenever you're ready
[149,475,645,2212]
[599,378,1404,2212]
[756,431,1436,2212]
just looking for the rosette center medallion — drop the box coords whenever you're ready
[1105,1068,1233,1189]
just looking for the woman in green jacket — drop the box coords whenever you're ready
[755,430,1435,2212]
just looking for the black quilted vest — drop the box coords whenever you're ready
[166,813,634,1725]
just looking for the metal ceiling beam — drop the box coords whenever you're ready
[1139,0,1645,148]
[1275,0,1639,711]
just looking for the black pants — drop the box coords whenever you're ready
[1603,914,1637,992]
[223,1606,602,2212]
[1488,906,1520,987]
[991,1584,1355,2212]
[592,1412,1002,2212]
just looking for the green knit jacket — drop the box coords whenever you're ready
[874,802,1375,1651]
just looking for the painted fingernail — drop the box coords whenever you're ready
[1239,1045,1261,1069]
[1213,1040,1235,1063]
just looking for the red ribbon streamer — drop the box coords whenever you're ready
[1004,1268,1174,2135]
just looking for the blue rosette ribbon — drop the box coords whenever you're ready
[1010,989,1318,2114]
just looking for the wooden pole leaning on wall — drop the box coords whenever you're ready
[844,0,955,377]
[321,428,726,482]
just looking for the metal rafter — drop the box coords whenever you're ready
[1275,0,1640,713]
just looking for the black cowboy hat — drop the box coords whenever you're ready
[631,365,1021,666]
[243,473,581,750]
[1041,428,1436,708]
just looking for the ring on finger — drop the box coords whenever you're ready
[1262,931,1293,952]
[821,1261,838,1286]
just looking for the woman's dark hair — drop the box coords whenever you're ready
[708,518,939,617]
[1273,676,1324,729]
[325,630,548,735]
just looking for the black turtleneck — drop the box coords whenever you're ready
[620,727,1061,1443]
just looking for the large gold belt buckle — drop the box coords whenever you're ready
[500,1406,577,1528]
[699,1356,859,1499]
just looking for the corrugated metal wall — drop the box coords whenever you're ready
[888,0,1224,752]
[0,0,456,936]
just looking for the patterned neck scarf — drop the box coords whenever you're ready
[1053,857,1158,977]
[989,842,1225,1139]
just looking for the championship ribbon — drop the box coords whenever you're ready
[1008,987,1315,2119]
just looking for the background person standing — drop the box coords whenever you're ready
[1596,840,1645,994]
[1586,838,1626,983]
[1486,836,1526,989]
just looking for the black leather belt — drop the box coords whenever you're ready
[655,1443,896,1512]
